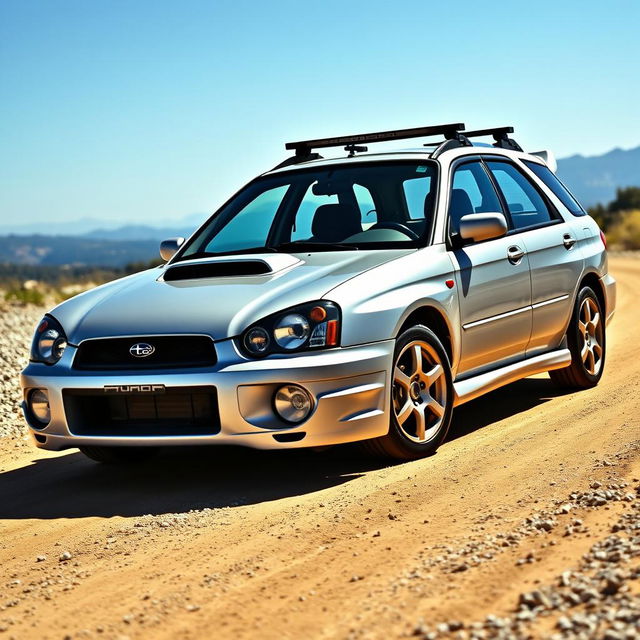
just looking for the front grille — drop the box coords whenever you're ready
[74,335,217,370]
[63,386,220,436]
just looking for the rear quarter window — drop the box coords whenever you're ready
[522,160,587,217]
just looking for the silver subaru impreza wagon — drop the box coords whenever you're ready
[20,123,616,463]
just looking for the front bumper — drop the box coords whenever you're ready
[20,339,394,451]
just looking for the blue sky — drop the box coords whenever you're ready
[1,0,639,226]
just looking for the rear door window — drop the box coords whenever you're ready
[485,161,557,230]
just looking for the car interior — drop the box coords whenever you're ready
[297,169,437,244]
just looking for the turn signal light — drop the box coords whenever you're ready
[309,306,327,322]
[326,320,339,346]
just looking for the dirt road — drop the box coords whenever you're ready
[1,258,638,640]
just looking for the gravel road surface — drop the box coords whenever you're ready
[0,258,638,639]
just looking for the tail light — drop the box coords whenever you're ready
[600,229,607,249]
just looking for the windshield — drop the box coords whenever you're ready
[179,161,438,259]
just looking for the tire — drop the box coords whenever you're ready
[360,325,454,460]
[79,445,159,465]
[549,286,606,389]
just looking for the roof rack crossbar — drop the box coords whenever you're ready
[463,127,523,152]
[285,123,466,156]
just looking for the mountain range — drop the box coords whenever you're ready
[556,145,640,208]
[0,145,637,267]
[0,213,208,240]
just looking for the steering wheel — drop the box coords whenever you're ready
[369,221,419,240]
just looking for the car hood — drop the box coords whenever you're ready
[52,250,413,344]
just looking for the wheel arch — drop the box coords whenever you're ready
[396,305,455,368]
[577,270,606,316]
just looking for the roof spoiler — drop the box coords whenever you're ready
[530,150,557,173]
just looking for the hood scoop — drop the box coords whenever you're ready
[162,254,302,282]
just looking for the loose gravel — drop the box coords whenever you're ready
[1,262,639,640]
[411,467,640,639]
[0,303,45,437]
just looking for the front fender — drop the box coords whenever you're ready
[324,246,461,370]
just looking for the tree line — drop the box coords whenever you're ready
[588,186,640,250]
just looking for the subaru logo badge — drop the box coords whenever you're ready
[129,342,155,358]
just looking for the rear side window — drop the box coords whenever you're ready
[522,160,587,216]
[486,161,556,230]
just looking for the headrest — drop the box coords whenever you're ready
[449,189,475,218]
[424,191,436,218]
[311,204,361,242]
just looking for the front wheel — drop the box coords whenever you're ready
[79,446,159,465]
[360,325,454,460]
[550,286,606,389]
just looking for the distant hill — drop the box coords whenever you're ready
[0,213,207,266]
[0,235,159,267]
[82,224,197,241]
[557,146,640,208]
[0,212,207,238]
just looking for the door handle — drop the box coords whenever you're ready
[563,233,576,249]
[507,245,525,265]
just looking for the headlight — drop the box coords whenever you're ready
[244,327,270,354]
[241,301,340,358]
[30,315,68,365]
[273,314,310,350]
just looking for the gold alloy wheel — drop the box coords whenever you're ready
[392,340,447,443]
[579,296,604,376]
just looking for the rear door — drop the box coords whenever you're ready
[484,159,584,357]
[448,160,532,378]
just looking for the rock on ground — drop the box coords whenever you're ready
[0,303,46,437]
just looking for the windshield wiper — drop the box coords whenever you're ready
[275,241,359,252]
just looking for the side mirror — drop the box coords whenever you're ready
[159,237,185,261]
[458,212,508,244]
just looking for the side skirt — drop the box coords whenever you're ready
[453,349,571,407]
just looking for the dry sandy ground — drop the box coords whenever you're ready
[0,258,639,640]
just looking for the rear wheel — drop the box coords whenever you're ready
[360,325,454,460]
[550,286,605,389]
[79,446,159,465]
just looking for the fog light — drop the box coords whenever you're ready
[29,389,50,426]
[273,385,313,424]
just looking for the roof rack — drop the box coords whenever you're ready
[274,123,468,168]
[271,123,523,170]
[463,127,523,152]
[286,123,466,154]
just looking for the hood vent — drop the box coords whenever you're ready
[164,260,272,281]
